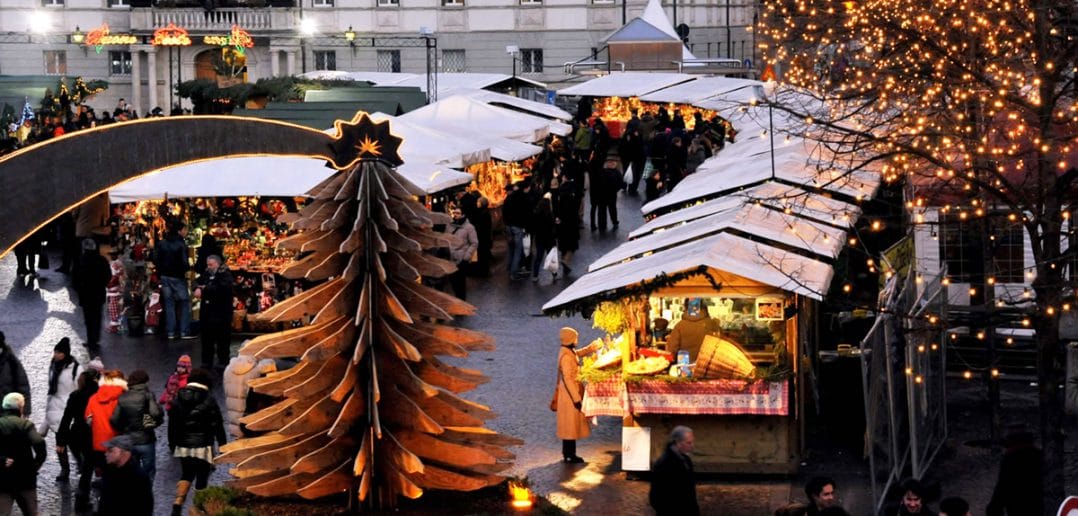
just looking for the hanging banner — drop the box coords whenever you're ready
[152,23,192,46]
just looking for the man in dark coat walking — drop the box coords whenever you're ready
[74,239,112,352]
[0,393,46,516]
[986,428,1043,516]
[649,425,699,516]
[195,255,234,368]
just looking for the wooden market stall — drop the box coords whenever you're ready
[544,229,833,474]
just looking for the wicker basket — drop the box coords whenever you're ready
[693,335,756,380]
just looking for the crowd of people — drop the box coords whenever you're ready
[0,331,235,515]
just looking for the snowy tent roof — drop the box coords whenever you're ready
[589,202,846,271]
[639,76,762,104]
[400,95,560,142]
[557,72,695,98]
[542,232,833,313]
[367,112,490,168]
[441,87,572,121]
[641,140,880,216]
[604,18,678,43]
[630,182,862,239]
[108,157,337,202]
[108,156,473,203]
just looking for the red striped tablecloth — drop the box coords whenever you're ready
[582,377,788,417]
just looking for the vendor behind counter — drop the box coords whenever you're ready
[665,298,721,362]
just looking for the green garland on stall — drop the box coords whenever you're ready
[544,265,724,319]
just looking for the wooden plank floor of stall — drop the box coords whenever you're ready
[630,413,800,475]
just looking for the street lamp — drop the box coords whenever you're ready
[70,26,84,44]
[752,84,776,180]
[344,25,356,46]
[506,45,520,80]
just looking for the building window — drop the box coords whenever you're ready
[378,0,399,6]
[41,0,63,6]
[520,48,543,73]
[44,50,66,75]
[443,0,464,5]
[108,0,129,7]
[939,215,1025,283]
[520,0,541,4]
[991,221,1025,283]
[314,51,336,71]
[313,0,333,6]
[377,50,401,73]
[592,0,614,4]
[442,49,465,73]
[109,51,132,76]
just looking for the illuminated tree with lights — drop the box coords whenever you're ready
[760,0,1076,506]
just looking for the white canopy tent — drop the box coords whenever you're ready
[441,87,572,121]
[630,182,863,239]
[542,232,834,314]
[297,71,548,96]
[401,95,565,142]
[108,157,337,203]
[108,156,474,203]
[641,143,880,216]
[557,71,695,98]
[639,76,761,104]
[368,112,490,168]
[589,202,846,272]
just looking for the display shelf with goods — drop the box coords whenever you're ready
[466,157,536,207]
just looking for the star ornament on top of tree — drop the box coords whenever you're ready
[328,112,405,170]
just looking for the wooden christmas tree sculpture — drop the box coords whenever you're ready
[214,114,522,508]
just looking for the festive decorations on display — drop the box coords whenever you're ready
[215,114,520,507]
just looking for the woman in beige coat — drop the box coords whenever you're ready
[553,327,600,463]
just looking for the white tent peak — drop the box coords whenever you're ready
[639,0,696,60]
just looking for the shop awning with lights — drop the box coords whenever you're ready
[107,157,337,202]
[542,231,834,315]
[368,112,491,168]
[441,87,572,121]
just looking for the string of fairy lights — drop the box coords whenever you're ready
[755,0,1076,383]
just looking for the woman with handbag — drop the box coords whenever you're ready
[108,369,163,480]
[551,327,601,463]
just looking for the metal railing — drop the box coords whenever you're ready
[150,8,276,31]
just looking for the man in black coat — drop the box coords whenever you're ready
[649,425,699,516]
[986,428,1043,516]
[0,333,30,417]
[194,255,234,368]
[97,435,153,516]
[74,239,111,352]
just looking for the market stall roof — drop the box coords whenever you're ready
[557,72,696,98]
[641,136,881,216]
[108,157,337,203]
[604,18,679,43]
[395,162,474,194]
[400,95,561,142]
[542,232,833,314]
[441,87,572,121]
[638,76,761,105]
[630,182,863,239]
[589,202,846,271]
[368,112,491,168]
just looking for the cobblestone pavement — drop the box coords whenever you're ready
[1,190,1068,515]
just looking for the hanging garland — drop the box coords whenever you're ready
[543,265,724,319]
